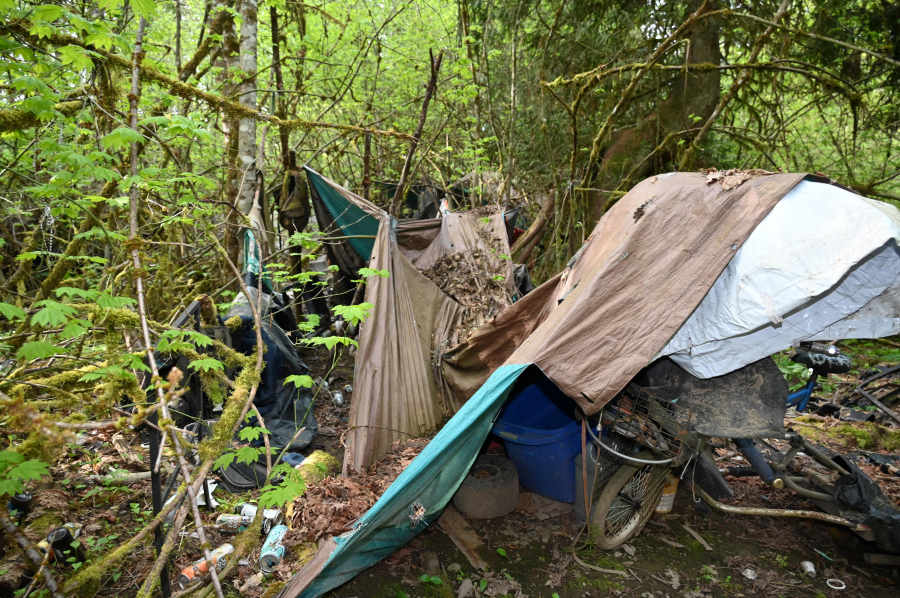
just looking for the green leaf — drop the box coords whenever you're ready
[60,318,91,339]
[130,0,157,19]
[332,302,374,326]
[553,594,560,598]
[238,426,271,442]
[32,5,64,22]
[258,480,306,509]
[58,45,94,70]
[7,459,50,482]
[305,336,357,350]
[55,287,99,300]
[189,358,224,373]
[0,450,25,466]
[0,302,27,321]
[0,479,25,496]
[496,547,507,557]
[212,452,236,470]
[479,579,487,592]
[284,374,314,389]
[358,267,390,279]
[96,293,136,309]
[101,127,143,151]
[17,341,61,361]
[31,299,77,327]
[234,446,262,465]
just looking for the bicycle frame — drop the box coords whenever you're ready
[785,370,819,412]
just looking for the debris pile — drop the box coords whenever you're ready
[422,249,512,345]
[285,437,429,545]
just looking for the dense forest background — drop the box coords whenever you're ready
[0,2,899,597]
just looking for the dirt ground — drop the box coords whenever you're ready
[329,480,899,598]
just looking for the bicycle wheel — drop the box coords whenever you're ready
[588,451,669,549]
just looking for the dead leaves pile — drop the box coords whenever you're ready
[285,438,429,545]
[703,167,779,190]
[423,249,512,346]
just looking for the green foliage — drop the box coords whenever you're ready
[17,341,62,360]
[284,374,314,388]
[0,449,49,496]
[332,303,374,327]
[418,574,442,585]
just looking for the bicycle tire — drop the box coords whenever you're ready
[589,451,669,549]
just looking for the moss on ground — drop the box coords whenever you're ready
[297,450,340,485]
[795,417,900,451]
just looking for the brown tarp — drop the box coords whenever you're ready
[441,171,810,414]
[303,170,514,472]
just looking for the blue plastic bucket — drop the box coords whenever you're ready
[491,370,582,503]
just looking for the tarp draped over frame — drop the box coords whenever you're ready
[301,168,514,473]
[279,172,826,598]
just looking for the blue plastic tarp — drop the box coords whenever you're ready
[285,364,529,598]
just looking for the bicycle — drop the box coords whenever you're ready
[582,343,889,551]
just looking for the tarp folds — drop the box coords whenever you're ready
[301,168,514,472]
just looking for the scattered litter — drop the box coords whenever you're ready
[622,543,636,557]
[741,568,757,580]
[813,548,834,562]
[259,525,288,573]
[195,480,220,508]
[682,524,713,551]
[799,560,816,577]
[864,552,900,566]
[178,544,234,589]
[827,578,847,590]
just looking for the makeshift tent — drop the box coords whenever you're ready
[277,171,900,598]
[302,168,515,473]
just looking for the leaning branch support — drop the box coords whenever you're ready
[3,20,412,141]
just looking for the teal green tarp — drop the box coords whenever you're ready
[287,363,529,598]
[306,169,380,260]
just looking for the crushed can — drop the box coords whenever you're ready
[235,504,284,535]
[215,514,254,533]
[258,525,288,573]
[177,544,234,589]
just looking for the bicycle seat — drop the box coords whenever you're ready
[791,349,852,374]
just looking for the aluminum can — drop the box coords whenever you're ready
[178,544,234,589]
[799,561,816,577]
[236,504,284,535]
[216,514,253,532]
[258,525,288,573]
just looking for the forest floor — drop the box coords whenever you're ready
[6,341,900,598]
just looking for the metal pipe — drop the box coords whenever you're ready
[781,474,835,502]
[696,488,860,528]
[733,438,781,487]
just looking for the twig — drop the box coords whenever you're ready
[0,513,65,598]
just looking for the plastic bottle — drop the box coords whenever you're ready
[655,474,679,514]
[332,391,344,406]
